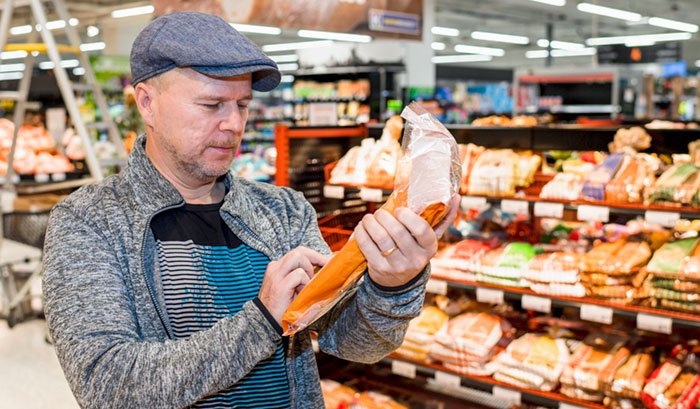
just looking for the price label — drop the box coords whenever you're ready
[476,288,504,305]
[577,205,610,222]
[493,386,522,406]
[391,360,416,379]
[637,313,672,334]
[534,202,564,218]
[434,371,461,388]
[580,304,613,325]
[323,185,345,199]
[645,211,680,228]
[461,196,487,209]
[426,279,448,295]
[11,174,19,184]
[34,173,49,183]
[501,200,529,215]
[311,339,320,353]
[51,173,66,182]
[521,294,552,314]
[360,187,383,202]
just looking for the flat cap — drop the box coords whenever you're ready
[130,11,281,91]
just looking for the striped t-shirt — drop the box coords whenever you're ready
[151,201,291,409]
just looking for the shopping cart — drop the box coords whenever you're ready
[317,207,367,252]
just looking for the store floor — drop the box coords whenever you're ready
[0,319,78,409]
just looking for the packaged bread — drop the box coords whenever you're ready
[641,345,700,409]
[282,102,461,335]
[606,154,655,203]
[355,391,408,409]
[467,149,519,196]
[430,239,490,281]
[494,333,571,391]
[321,379,357,409]
[365,116,402,189]
[540,173,585,201]
[646,164,700,205]
[458,143,485,194]
[477,242,535,288]
[511,115,538,127]
[582,240,651,276]
[606,349,656,400]
[646,238,700,277]
[582,153,625,201]
[396,306,449,361]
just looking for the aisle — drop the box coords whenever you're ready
[0,320,78,409]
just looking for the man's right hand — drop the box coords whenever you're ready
[258,247,331,325]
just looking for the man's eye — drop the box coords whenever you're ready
[202,103,222,109]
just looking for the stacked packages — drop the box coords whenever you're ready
[430,240,491,282]
[641,345,700,409]
[647,238,700,314]
[320,380,408,409]
[477,242,535,287]
[395,306,449,362]
[524,252,586,297]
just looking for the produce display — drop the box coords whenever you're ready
[470,115,539,127]
[0,118,75,176]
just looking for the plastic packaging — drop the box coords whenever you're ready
[281,102,461,336]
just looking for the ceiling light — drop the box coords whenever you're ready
[431,42,446,51]
[696,60,700,68]
[10,25,32,35]
[528,0,565,5]
[471,31,530,45]
[80,42,106,52]
[230,23,281,35]
[73,67,85,76]
[269,54,298,63]
[69,18,79,26]
[0,72,23,81]
[431,54,493,64]
[298,29,371,43]
[577,3,642,22]
[277,63,299,71]
[538,39,585,50]
[262,40,333,52]
[281,75,295,83]
[431,26,459,37]
[648,17,699,33]
[0,50,28,60]
[87,25,99,37]
[625,39,656,47]
[111,5,154,18]
[587,32,692,46]
[537,39,550,47]
[454,44,505,56]
[31,51,39,57]
[38,59,80,70]
[526,50,549,58]
[0,63,25,72]
[551,48,596,57]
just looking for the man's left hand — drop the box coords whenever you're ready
[354,195,460,288]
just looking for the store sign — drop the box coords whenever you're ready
[152,0,423,39]
[597,42,682,64]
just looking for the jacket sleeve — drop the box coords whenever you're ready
[284,189,428,363]
[42,204,283,409]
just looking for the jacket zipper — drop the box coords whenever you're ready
[141,202,184,340]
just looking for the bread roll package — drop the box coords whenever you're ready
[282,102,461,335]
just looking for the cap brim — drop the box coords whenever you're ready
[192,65,281,92]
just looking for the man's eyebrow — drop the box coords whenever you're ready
[196,94,253,100]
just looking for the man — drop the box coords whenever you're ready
[42,11,457,409]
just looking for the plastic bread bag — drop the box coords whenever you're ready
[281,101,461,336]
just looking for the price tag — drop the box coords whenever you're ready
[34,173,49,183]
[637,313,672,334]
[426,279,448,295]
[577,205,610,222]
[323,185,345,199]
[360,187,383,202]
[580,304,613,325]
[645,211,680,228]
[391,360,416,379]
[11,174,19,184]
[51,172,66,182]
[501,200,529,215]
[534,202,564,218]
[311,339,320,353]
[521,294,552,314]
[493,386,522,406]
[461,196,487,209]
[434,371,461,388]
[476,288,504,305]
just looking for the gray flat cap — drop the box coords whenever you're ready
[130,11,281,91]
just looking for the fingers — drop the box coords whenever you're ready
[374,209,418,254]
[394,207,437,250]
[283,268,311,297]
[354,221,391,272]
[274,247,331,280]
[361,213,401,256]
[294,246,332,267]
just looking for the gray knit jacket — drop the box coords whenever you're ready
[42,135,429,409]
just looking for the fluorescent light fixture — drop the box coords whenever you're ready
[73,67,85,76]
[537,39,549,47]
[431,42,446,51]
[454,44,505,56]
[696,60,700,68]
[431,54,493,64]
[526,50,550,58]
[281,75,295,83]
[31,51,39,57]
[551,47,596,57]
[298,29,371,43]
[69,18,79,26]
[0,50,28,60]
[277,63,299,71]
[529,0,565,5]
[230,23,281,35]
[38,59,80,70]
[0,72,23,81]
[471,31,530,45]
[625,38,656,47]
[80,42,106,52]
[0,63,25,72]
[87,25,99,37]
[10,25,32,35]
[269,54,298,63]
[587,32,692,46]
[537,39,584,50]
[262,40,333,52]
[648,17,698,33]
[431,26,459,37]
[111,5,154,18]
[577,3,642,22]
[41,20,65,31]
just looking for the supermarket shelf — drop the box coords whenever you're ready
[382,355,606,409]
[13,177,95,194]
[429,274,700,330]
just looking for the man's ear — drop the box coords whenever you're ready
[134,82,156,128]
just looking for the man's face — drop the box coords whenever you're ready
[147,68,252,182]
